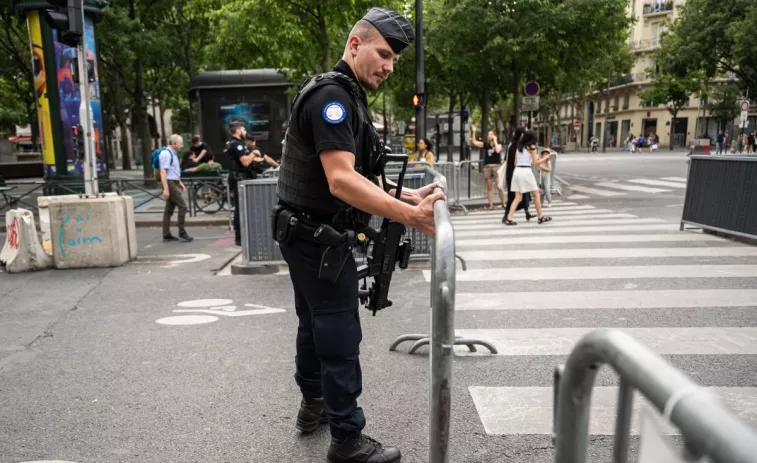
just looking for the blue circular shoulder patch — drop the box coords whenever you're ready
[322,101,347,124]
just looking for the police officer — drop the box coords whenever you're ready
[226,119,258,246]
[274,8,444,463]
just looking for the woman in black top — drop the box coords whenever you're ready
[503,127,532,222]
[469,124,506,209]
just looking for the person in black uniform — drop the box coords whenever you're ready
[273,8,444,463]
[226,119,259,246]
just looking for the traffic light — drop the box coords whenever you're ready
[412,93,425,108]
[72,124,85,160]
[42,0,84,48]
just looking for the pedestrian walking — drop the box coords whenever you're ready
[502,127,532,223]
[503,130,553,226]
[470,124,506,209]
[273,8,443,463]
[159,134,193,242]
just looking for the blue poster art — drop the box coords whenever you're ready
[52,16,108,176]
[218,102,271,143]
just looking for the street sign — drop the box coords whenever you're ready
[522,96,540,112]
[741,110,749,123]
[741,120,749,129]
[525,81,540,96]
[740,100,750,112]
[573,120,581,128]
[398,120,407,135]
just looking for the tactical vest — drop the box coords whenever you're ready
[277,72,383,226]
[226,137,249,181]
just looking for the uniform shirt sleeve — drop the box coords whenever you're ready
[301,84,357,155]
[230,141,246,162]
[159,149,172,170]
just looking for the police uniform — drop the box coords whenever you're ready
[273,7,414,463]
[226,126,248,245]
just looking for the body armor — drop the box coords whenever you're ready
[277,72,383,225]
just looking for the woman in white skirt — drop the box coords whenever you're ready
[503,130,553,226]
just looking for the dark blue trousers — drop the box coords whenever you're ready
[280,239,366,438]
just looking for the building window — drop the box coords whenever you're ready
[614,95,620,111]
[623,93,630,110]
[596,101,601,113]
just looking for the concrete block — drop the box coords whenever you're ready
[0,208,53,273]
[120,196,138,260]
[38,193,119,254]
[49,196,131,269]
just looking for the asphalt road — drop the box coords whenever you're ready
[1,151,756,463]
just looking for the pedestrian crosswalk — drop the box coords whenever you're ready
[567,176,688,198]
[449,200,757,442]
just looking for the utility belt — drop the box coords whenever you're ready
[271,203,358,284]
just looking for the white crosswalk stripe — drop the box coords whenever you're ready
[456,233,719,247]
[594,182,671,194]
[452,214,640,229]
[469,386,757,435]
[450,199,757,440]
[455,247,757,263]
[569,185,627,196]
[661,177,687,182]
[628,178,688,189]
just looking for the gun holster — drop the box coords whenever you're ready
[271,204,298,245]
[316,226,355,284]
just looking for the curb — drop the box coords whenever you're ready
[231,260,285,275]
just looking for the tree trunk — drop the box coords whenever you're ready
[511,60,520,131]
[447,91,455,161]
[459,93,466,161]
[26,104,39,153]
[670,113,677,151]
[481,90,490,144]
[119,120,130,170]
[317,8,330,72]
[159,98,167,146]
[130,0,151,178]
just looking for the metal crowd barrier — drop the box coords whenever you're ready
[389,168,496,352]
[554,329,757,463]
[681,155,757,241]
[0,176,230,219]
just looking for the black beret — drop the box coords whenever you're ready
[362,7,414,54]
[229,118,246,129]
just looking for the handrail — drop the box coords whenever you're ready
[554,329,757,463]
[428,168,455,463]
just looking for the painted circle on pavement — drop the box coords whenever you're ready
[177,299,233,308]
[156,315,219,325]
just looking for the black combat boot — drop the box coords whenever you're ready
[327,433,401,463]
[295,397,326,432]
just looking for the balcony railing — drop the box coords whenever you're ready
[610,72,651,87]
[628,37,659,51]
[643,2,674,16]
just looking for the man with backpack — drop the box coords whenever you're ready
[156,134,193,242]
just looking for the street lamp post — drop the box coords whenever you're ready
[415,0,425,147]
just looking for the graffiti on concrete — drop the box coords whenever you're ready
[7,216,19,250]
[57,207,103,257]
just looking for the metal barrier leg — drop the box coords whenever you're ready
[430,283,454,463]
[553,364,565,445]
[389,334,428,351]
[613,378,634,463]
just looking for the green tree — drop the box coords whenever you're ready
[704,84,741,132]
[659,0,757,97]
[0,5,37,148]
[639,71,704,149]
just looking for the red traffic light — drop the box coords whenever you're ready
[412,93,424,108]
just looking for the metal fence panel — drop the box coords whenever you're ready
[682,155,757,240]
[239,178,282,262]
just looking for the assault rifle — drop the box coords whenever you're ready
[355,153,414,316]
